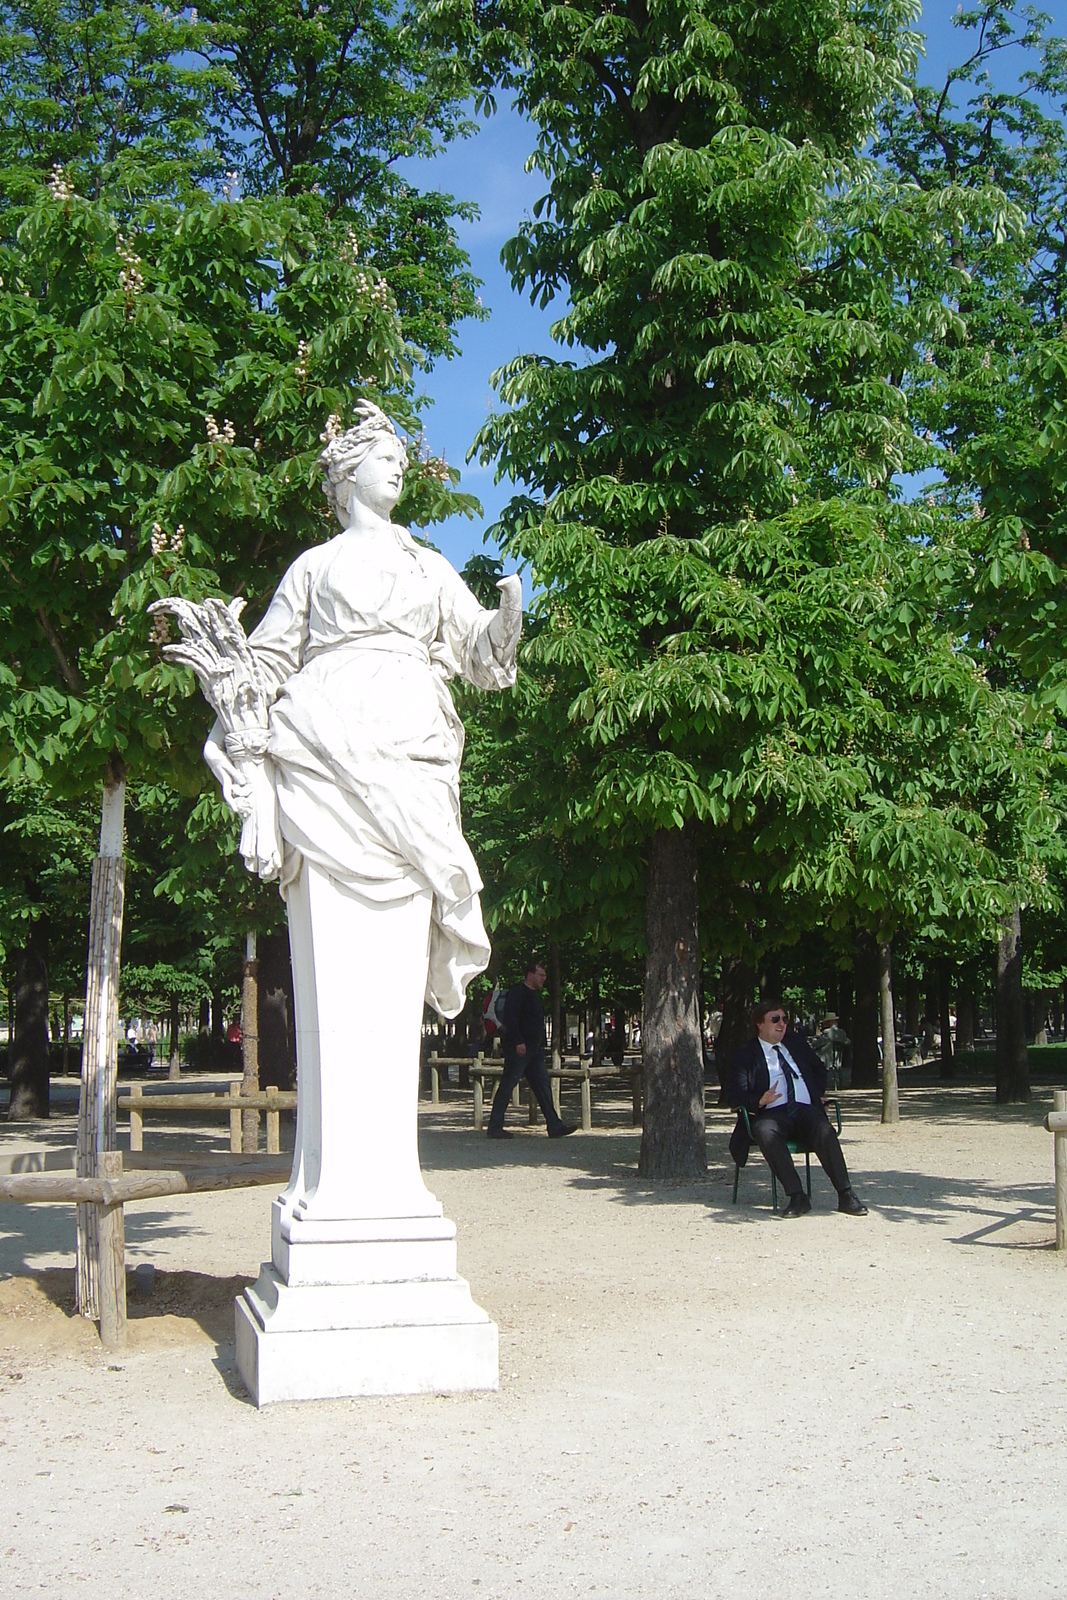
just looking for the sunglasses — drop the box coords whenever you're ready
[767,1013,788,1024]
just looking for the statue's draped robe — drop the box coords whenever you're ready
[248,522,515,1016]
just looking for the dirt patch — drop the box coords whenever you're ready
[0,1268,252,1360]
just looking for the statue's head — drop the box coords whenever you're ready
[319,402,407,524]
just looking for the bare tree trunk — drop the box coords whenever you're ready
[837,971,854,1038]
[62,995,70,1076]
[905,973,920,1039]
[639,823,706,1179]
[241,932,260,1152]
[549,941,562,1072]
[879,940,899,1124]
[938,959,954,1081]
[996,906,1029,1103]
[168,993,181,1080]
[258,932,296,1090]
[852,934,880,1089]
[76,764,127,1318]
[955,983,976,1057]
[590,977,602,1068]
[8,921,50,1119]
[715,956,754,1102]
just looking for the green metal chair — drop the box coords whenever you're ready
[731,1099,843,1212]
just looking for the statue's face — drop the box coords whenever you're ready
[346,433,407,520]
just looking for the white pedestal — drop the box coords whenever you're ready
[235,1201,498,1405]
[234,862,498,1406]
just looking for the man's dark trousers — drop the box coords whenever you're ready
[748,1103,849,1198]
[487,1047,564,1134]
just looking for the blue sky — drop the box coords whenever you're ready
[399,4,1061,572]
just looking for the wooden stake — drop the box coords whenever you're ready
[879,939,899,1125]
[1055,1090,1066,1253]
[97,1151,126,1351]
[241,931,260,1154]
[76,770,126,1320]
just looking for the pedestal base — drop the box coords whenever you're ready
[234,1203,499,1406]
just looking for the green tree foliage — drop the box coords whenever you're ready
[429,0,1055,1159]
[0,0,227,201]
[0,175,472,794]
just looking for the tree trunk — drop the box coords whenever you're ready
[8,921,50,1119]
[258,932,297,1090]
[851,933,880,1089]
[197,995,209,1038]
[905,973,920,1039]
[638,823,706,1179]
[757,951,781,1000]
[715,956,754,1102]
[590,977,602,1068]
[168,993,181,1080]
[879,940,899,1124]
[241,932,260,1152]
[62,995,70,1076]
[837,971,854,1037]
[76,765,127,1318]
[549,941,562,1071]
[938,959,954,1081]
[955,984,976,1057]
[996,906,1029,1103]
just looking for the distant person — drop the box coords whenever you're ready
[486,959,576,1141]
[726,998,867,1218]
[227,1019,242,1045]
[813,1013,851,1088]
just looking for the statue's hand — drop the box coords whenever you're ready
[488,574,523,662]
[204,725,253,817]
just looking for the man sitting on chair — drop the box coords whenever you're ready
[727,998,868,1218]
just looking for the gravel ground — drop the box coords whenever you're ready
[0,1082,1064,1599]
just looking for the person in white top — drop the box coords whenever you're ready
[726,998,867,1217]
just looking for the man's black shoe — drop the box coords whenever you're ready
[486,1128,513,1140]
[549,1123,578,1139]
[780,1193,812,1218]
[838,1188,868,1216]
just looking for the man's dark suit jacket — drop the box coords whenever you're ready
[501,981,546,1062]
[725,1031,828,1168]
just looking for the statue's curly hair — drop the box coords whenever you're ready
[318,401,404,518]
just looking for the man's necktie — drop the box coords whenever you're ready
[775,1046,797,1105]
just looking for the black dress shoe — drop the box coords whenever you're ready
[549,1123,578,1139]
[838,1188,868,1216]
[781,1193,812,1218]
[486,1128,513,1140]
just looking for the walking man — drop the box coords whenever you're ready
[727,998,867,1217]
[486,959,577,1141]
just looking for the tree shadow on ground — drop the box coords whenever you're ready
[418,1107,1058,1252]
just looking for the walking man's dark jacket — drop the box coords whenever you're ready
[502,981,547,1059]
[725,1030,828,1168]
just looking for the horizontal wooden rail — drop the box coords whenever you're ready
[0,1162,291,1207]
[119,1082,295,1155]
[118,1092,297,1112]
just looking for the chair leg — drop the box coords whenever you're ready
[805,1151,812,1199]
[771,1170,779,1213]
[732,1164,740,1204]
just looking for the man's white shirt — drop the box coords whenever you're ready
[759,1037,812,1106]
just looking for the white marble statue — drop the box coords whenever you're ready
[151,403,515,1402]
